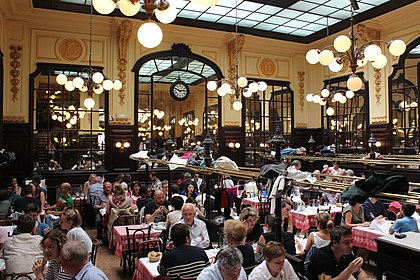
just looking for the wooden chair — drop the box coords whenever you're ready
[244,264,258,275]
[138,238,163,258]
[90,237,100,266]
[124,227,147,275]
[286,253,306,277]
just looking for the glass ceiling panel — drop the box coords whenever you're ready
[56,0,397,39]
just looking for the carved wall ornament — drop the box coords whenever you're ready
[371,117,388,124]
[117,20,133,106]
[295,123,307,129]
[3,115,25,123]
[374,68,382,105]
[58,39,83,61]
[259,58,276,77]
[297,71,305,112]
[9,45,22,102]
[227,34,245,81]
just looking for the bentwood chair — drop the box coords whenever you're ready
[138,238,163,258]
[124,227,147,275]
[4,272,33,280]
[90,237,100,266]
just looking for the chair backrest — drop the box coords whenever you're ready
[333,211,342,226]
[138,238,163,258]
[244,264,258,275]
[126,227,147,253]
[286,253,305,277]
[90,237,100,266]
[0,219,17,227]
[204,219,220,243]
[138,206,146,224]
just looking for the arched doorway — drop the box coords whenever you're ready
[132,44,223,154]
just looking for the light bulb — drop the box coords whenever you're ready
[92,0,116,15]
[113,80,123,91]
[217,87,227,97]
[84,97,95,109]
[258,81,267,91]
[80,85,88,92]
[56,74,67,85]
[92,72,104,84]
[321,88,330,98]
[328,58,343,72]
[68,105,76,111]
[65,81,75,91]
[333,92,343,101]
[66,123,72,129]
[123,142,130,148]
[318,50,334,66]
[155,0,177,24]
[153,109,160,115]
[306,49,319,64]
[357,58,368,67]
[207,81,217,91]
[235,143,240,149]
[389,40,406,56]
[221,83,231,94]
[306,94,314,102]
[237,76,248,88]
[93,84,104,94]
[326,107,334,116]
[375,141,382,148]
[70,118,77,125]
[242,88,252,98]
[72,77,84,89]
[319,99,326,106]
[364,44,382,61]
[371,53,387,69]
[249,82,259,93]
[103,79,114,91]
[347,74,363,92]
[137,21,163,48]
[52,114,57,120]
[339,96,347,104]
[345,90,354,99]
[334,35,351,52]
[115,142,122,148]
[312,95,321,104]
[119,0,140,17]
[232,100,243,111]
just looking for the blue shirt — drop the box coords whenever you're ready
[74,261,108,280]
[87,183,103,204]
[392,216,419,233]
[197,262,247,280]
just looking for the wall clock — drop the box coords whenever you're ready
[170,79,190,101]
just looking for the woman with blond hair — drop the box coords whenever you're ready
[239,207,262,243]
[304,212,334,252]
[106,183,133,242]
[59,209,92,254]
[223,220,256,268]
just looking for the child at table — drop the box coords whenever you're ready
[389,203,419,234]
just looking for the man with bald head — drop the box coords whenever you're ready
[145,189,170,223]
[175,203,210,248]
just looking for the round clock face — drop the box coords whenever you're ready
[170,80,190,101]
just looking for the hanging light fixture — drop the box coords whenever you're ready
[305,0,406,92]
[206,0,267,111]
[190,0,220,7]
[92,0,177,48]
[56,2,121,110]
[306,17,355,116]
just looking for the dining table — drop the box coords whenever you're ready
[111,223,162,258]
[290,205,342,232]
[132,248,220,280]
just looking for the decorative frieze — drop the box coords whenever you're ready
[117,20,133,106]
[298,71,305,112]
[9,45,22,102]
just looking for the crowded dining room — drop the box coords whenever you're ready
[0,0,420,279]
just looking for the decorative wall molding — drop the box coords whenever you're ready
[374,68,382,105]
[224,121,240,127]
[58,38,83,61]
[295,123,307,129]
[117,20,133,106]
[9,45,22,102]
[227,34,245,81]
[371,117,388,124]
[109,119,131,125]
[258,58,276,77]
[3,115,25,123]
[297,71,305,112]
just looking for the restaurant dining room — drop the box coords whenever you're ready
[0,0,420,279]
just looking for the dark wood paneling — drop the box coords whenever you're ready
[369,123,390,155]
[293,128,323,151]
[218,126,245,166]
[2,123,31,179]
[106,125,137,172]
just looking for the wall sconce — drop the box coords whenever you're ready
[227,142,241,150]
[115,141,130,152]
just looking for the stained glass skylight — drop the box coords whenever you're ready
[35,0,415,43]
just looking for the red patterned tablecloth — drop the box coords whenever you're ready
[111,224,161,258]
[132,249,220,280]
[242,197,261,211]
[352,226,387,252]
[291,206,342,232]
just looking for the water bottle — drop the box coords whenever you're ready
[315,196,320,207]
[232,202,237,216]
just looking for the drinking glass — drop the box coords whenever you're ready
[212,242,219,249]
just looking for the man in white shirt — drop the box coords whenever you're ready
[175,203,209,249]
[249,241,298,280]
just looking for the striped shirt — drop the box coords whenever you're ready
[43,260,73,280]
[158,244,209,279]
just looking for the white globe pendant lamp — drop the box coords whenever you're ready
[119,0,140,16]
[137,21,163,48]
[92,0,116,15]
[347,74,363,92]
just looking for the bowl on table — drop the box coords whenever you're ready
[148,251,162,262]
